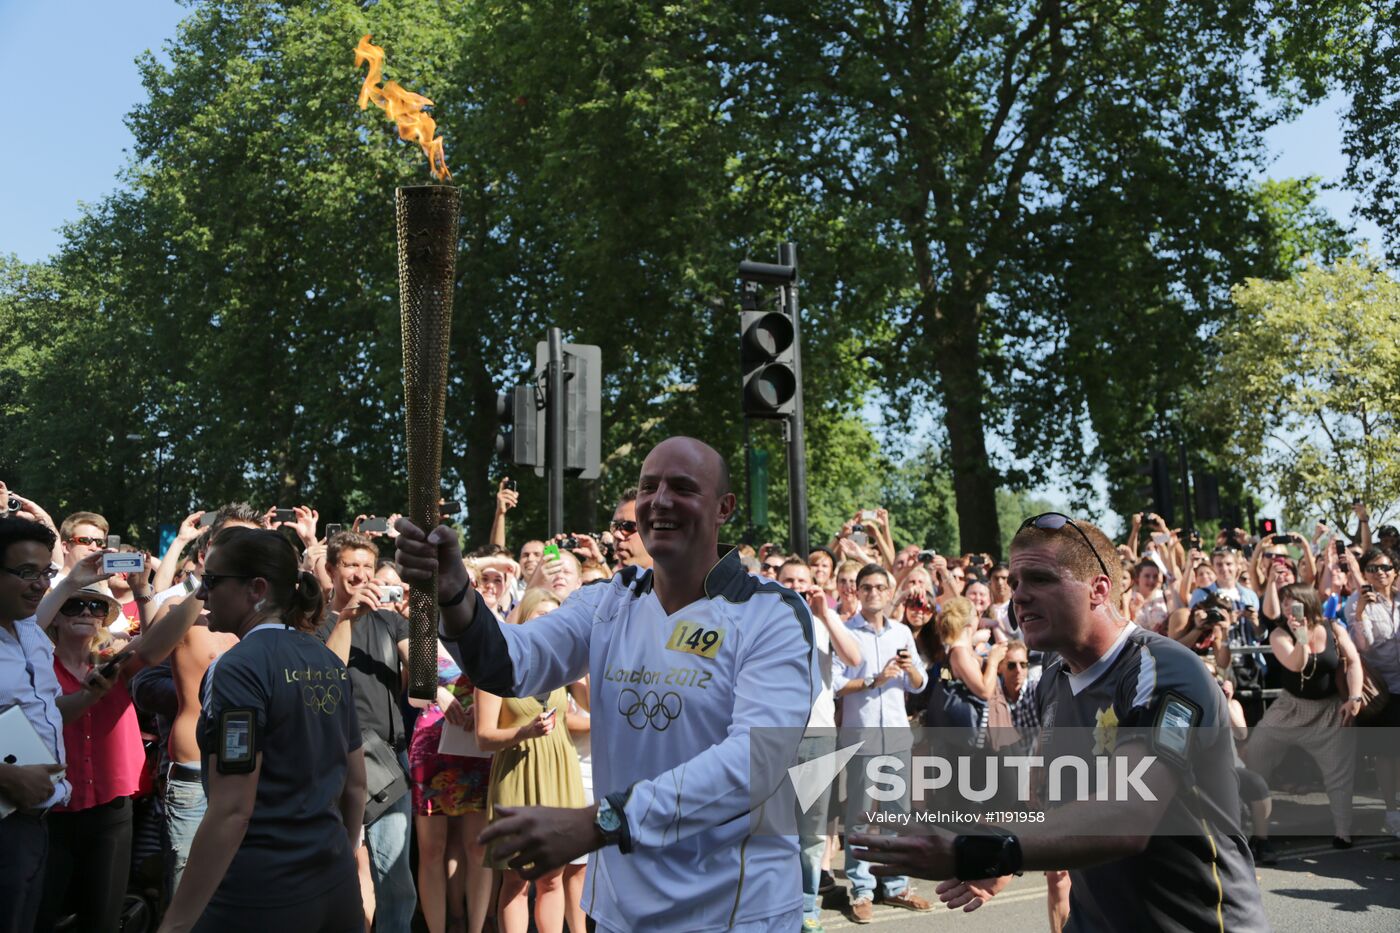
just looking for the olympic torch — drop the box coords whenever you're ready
[354,34,457,699]
[397,184,458,700]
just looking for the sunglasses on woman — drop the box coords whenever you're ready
[1017,512,1112,581]
[60,598,109,617]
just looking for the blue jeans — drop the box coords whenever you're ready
[843,751,910,902]
[165,771,207,896]
[363,750,416,933]
[797,735,835,922]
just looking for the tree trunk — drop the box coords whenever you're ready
[936,310,1002,558]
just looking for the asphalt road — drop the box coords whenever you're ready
[812,836,1400,932]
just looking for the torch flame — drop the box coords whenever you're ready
[355,34,451,182]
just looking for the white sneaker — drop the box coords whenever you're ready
[1385,811,1400,835]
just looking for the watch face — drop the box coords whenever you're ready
[597,804,622,833]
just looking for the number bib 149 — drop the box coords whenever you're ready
[665,621,725,660]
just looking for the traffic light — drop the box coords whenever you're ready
[739,286,797,418]
[1194,472,1221,521]
[495,386,540,469]
[530,341,601,479]
[1135,450,1174,527]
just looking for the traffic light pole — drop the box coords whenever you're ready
[780,242,809,558]
[1176,436,1194,534]
[546,327,566,537]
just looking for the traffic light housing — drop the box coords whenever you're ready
[495,386,540,469]
[532,341,601,480]
[1135,450,1174,527]
[740,290,797,418]
[1194,472,1221,522]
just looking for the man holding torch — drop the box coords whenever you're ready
[395,436,818,932]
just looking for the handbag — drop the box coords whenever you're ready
[1335,647,1390,724]
[360,612,410,824]
[922,673,984,748]
[361,730,410,824]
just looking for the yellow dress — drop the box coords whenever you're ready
[485,686,584,869]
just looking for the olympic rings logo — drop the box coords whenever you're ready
[617,688,683,731]
[304,684,343,714]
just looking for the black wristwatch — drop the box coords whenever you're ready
[595,792,633,854]
[953,830,1023,880]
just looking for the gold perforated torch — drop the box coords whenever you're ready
[355,35,458,699]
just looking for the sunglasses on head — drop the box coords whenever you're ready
[60,598,109,618]
[69,536,106,548]
[609,520,638,535]
[1018,512,1112,581]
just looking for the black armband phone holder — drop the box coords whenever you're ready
[217,709,258,775]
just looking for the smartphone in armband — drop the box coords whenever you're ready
[218,709,257,774]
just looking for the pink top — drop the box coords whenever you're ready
[53,660,145,810]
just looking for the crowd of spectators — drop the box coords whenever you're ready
[2,474,1398,931]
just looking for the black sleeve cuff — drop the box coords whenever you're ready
[440,590,518,696]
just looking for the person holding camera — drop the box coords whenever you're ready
[833,563,934,921]
[1167,596,1234,677]
[1343,547,1400,834]
[0,518,117,933]
[319,530,417,933]
[1244,581,1363,848]
[155,527,366,933]
[35,552,200,931]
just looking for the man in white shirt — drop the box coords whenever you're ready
[396,437,818,932]
[0,519,113,931]
[777,558,862,932]
[832,563,932,922]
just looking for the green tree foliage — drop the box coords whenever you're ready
[1194,256,1400,528]
[0,0,1364,554]
[739,0,1350,550]
[1260,1,1400,260]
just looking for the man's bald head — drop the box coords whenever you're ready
[636,437,737,573]
[643,437,730,498]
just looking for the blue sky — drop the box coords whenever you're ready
[0,2,1384,530]
[0,1,1383,262]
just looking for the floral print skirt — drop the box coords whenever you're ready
[408,714,492,816]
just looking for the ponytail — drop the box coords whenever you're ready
[286,570,326,632]
[211,527,325,631]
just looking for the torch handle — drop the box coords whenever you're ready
[397,184,459,701]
